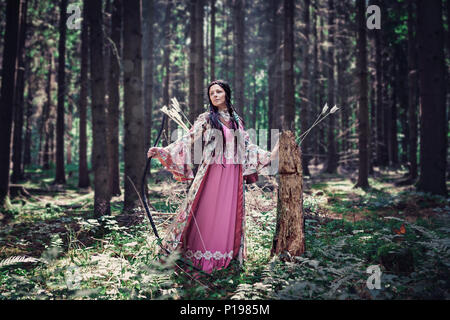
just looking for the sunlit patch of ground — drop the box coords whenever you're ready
[304,167,449,224]
[1,164,448,300]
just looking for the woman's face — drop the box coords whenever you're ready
[209,84,227,109]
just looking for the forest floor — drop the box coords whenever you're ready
[0,163,449,300]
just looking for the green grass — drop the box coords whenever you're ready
[1,166,449,300]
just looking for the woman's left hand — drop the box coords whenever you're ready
[147,147,158,158]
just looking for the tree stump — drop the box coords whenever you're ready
[271,131,305,260]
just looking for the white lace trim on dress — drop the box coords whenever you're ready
[185,249,233,261]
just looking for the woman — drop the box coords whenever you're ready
[147,80,279,274]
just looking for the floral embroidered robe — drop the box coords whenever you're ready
[151,111,274,267]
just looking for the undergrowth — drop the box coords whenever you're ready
[0,168,449,300]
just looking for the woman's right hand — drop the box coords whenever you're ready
[147,147,158,158]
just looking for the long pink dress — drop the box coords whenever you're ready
[150,112,273,275]
[182,122,243,274]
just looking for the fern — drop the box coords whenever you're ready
[0,256,43,268]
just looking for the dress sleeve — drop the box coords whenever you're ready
[150,112,209,182]
[240,119,273,184]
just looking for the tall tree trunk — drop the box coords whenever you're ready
[187,0,204,175]
[369,66,376,174]
[103,0,111,97]
[337,53,348,158]
[390,58,398,166]
[398,45,409,165]
[252,63,257,128]
[311,1,319,162]
[336,18,343,164]
[337,0,350,164]
[195,0,205,115]
[162,0,172,148]
[381,43,390,167]
[283,0,295,131]
[78,1,90,188]
[233,0,245,116]
[49,120,55,166]
[22,0,38,167]
[188,0,197,123]
[87,0,111,216]
[268,0,283,142]
[205,5,209,80]
[41,53,54,170]
[447,0,450,59]
[275,1,283,131]
[11,0,27,183]
[300,0,311,176]
[378,0,389,167]
[0,1,5,56]
[267,0,275,148]
[447,0,450,181]
[143,0,153,155]
[375,16,383,167]
[223,0,231,82]
[325,0,337,173]
[122,0,146,212]
[416,0,447,196]
[0,0,21,208]
[318,12,326,156]
[355,0,369,189]
[66,56,73,166]
[54,0,67,184]
[103,0,112,191]
[309,0,317,157]
[407,0,418,180]
[23,70,33,167]
[66,98,72,165]
[210,0,216,81]
[108,0,122,195]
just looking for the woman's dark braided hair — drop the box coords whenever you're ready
[206,79,245,163]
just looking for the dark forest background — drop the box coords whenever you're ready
[0,0,448,215]
[0,0,449,301]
